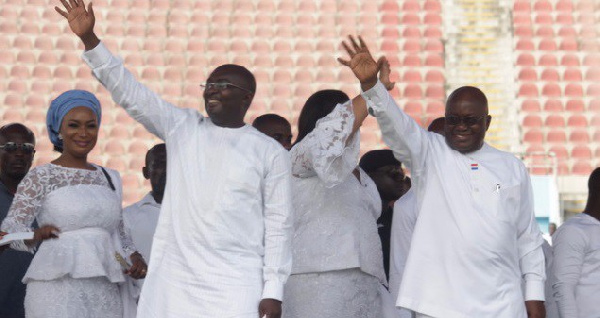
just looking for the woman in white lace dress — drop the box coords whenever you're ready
[1,90,147,318]
[282,66,396,317]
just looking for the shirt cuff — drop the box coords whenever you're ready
[524,279,545,301]
[81,42,112,69]
[262,280,284,301]
[360,80,389,117]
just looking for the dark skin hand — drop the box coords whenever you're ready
[126,251,148,279]
[55,0,101,50]
[258,298,282,318]
[525,300,545,318]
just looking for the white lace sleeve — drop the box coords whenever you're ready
[290,100,360,187]
[0,168,46,252]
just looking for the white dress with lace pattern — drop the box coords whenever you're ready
[0,163,134,318]
[283,101,387,318]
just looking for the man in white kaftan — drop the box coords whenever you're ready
[58,3,293,317]
[339,36,546,318]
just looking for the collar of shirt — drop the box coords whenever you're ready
[139,192,161,208]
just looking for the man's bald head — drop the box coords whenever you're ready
[446,86,489,115]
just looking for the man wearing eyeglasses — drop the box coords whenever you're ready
[0,123,36,318]
[56,2,292,318]
[340,36,545,318]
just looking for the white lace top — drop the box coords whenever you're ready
[290,101,386,284]
[0,163,134,283]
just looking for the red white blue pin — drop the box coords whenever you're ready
[471,163,479,171]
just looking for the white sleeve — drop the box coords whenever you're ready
[261,148,293,301]
[82,42,193,140]
[517,166,546,301]
[290,100,359,187]
[0,169,46,252]
[361,81,430,174]
[552,225,586,317]
[106,168,137,256]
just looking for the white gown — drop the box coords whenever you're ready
[283,101,389,318]
[0,164,135,318]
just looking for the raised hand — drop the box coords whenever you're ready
[378,56,396,91]
[55,0,100,50]
[338,35,383,91]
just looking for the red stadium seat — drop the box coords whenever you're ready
[424,0,441,12]
[545,115,566,127]
[516,39,535,50]
[425,54,443,67]
[547,131,566,143]
[585,67,600,81]
[539,54,558,66]
[572,161,593,175]
[536,26,554,37]
[571,146,592,159]
[521,100,541,112]
[544,99,563,112]
[403,70,422,82]
[565,83,584,97]
[518,68,537,81]
[518,83,539,97]
[403,55,421,66]
[404,84,423,99]
[404,101,423,115]
[569,130,590,143]
[556,0,573,12]
[541,69,560,81]
[524,130,544,143]
[560,39,578,51]
[534,14,553,24]
[425,70,445,83]
[523,115,543,128]
[566,100,585,112]
[515,26,533,37]
[563,68,582,81]
[426,85,445,99]
[567,115,588,127]
[534,0,553,11]
[516,53,535,66]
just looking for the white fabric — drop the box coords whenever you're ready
[25,276,122,318]
[83,43,293,318]
[289,101,385,282]
[0,163,137,317]
[363,81,545,318]
[389,188,417,318]
[283,268,382,318]
[541,240,559,318]
[551,213,600,318]
[284,101,388,316]
[123,193,161,263]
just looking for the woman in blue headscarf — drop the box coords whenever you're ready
[1,90,146,318]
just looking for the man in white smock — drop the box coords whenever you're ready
[56,2,293,317]
[339,36,546,318]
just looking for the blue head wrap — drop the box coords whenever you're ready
[46,90,102,150]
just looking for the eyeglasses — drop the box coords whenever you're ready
[200,82,253,93]
[0,142,35,154]
[445,115,487,126]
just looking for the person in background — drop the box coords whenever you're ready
[0,123,36,318]
[552,168,600,318]
[253,114,293,151]
[123,143,166,267]
[360,149,406,281]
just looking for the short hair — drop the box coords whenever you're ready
[211,64,256,94]
[588,167,600,194]
[359,150,401,173]
[446,86,488,114]
[252,114,291,130]
[0,123,35,144]
[295,90,350,145]
[145,143,166,167]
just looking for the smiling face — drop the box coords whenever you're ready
[203,66,255,128]
[59,106,99,159]
[444,87,491,154]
